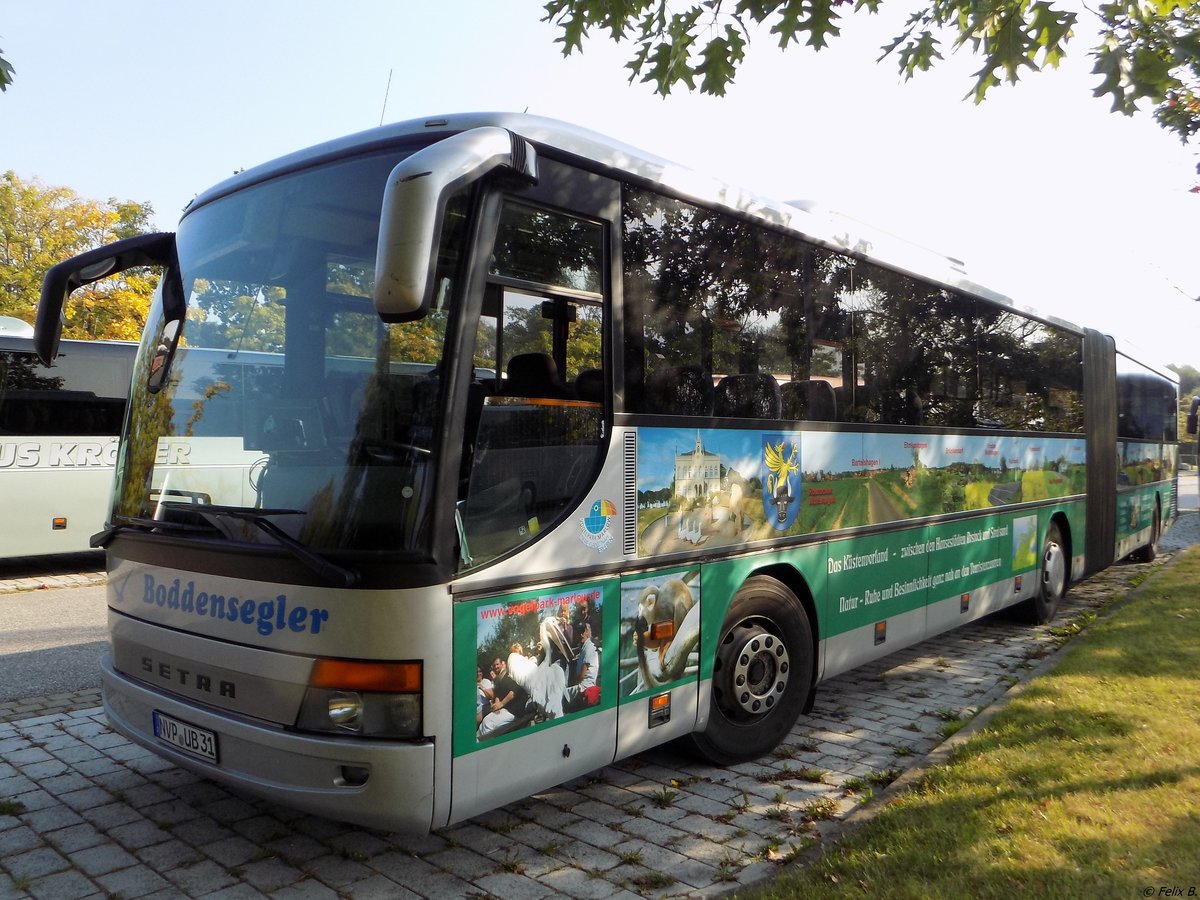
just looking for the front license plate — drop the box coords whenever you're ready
[152,710,218,763]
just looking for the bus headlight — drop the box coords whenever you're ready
[296,660,422,738]
[326,692,364,728]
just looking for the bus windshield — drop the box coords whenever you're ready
[112,146,467,561]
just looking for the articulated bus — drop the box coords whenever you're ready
[35,114,1178,832]
[0,316,135,559]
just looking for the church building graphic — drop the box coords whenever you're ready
[638,429,758,556]
[674,432,722,500]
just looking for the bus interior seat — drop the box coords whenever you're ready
[780,381,804,420]
[410,375,440,428]
[713,373,782,419]
[252,399,327,452]
[503,352,567,399]
[411,366,488,437]
[321,373,367,441]
[644,364,714,416]
[459,377,488,490]
[783,380,836,422]
[574,368,603,403]
[902,387,924,426]
[811,381,838,421]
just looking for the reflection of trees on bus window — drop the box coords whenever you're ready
[0,346,131,436]
[487,294,602,384]
[116,299,180,519]
[489,202,602,294]
[485,202,605,384]
[186,281,288,353]
[1,351,64,392]
[621,184,1084,433]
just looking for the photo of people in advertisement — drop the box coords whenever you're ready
[617,568,701,701]
[473,586,604,744]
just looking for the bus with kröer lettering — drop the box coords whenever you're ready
[0,317,135,559]
[34,114,1178,831]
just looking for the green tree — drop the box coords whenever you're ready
[1168,362,1200,395]
[1173,364,1200,441]
[0,44,12,93]
[0,171,157,339]
[543,1,1200,145]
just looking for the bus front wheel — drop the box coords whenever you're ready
[689,576,813,765]
[1023,520,1067,625]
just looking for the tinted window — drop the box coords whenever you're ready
[621,186,1084,432]
[489,202,603,294]
[1117,356,1177,441]
[0,343,132,435]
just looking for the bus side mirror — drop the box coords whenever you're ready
[374,127,537,322]
[147,318,183,394]
[36,232,178,365]
[1188,396,1199,436]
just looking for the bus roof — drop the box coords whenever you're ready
[0,333,137,355]
[0,315,34,338]
[187,113,1072,334]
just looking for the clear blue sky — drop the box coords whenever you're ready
[3,0,1198,368]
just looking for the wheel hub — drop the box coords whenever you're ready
[727,626,790,716]
[1042,541,1066,598]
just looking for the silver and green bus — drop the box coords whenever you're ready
[35,113,1178,832]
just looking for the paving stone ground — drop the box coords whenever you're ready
[1,514,1196,899]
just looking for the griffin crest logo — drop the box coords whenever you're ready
[763,436,801,530]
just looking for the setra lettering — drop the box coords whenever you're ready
[140,656,236,697]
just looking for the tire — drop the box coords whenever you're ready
[688,575,813,765]
[1022,520,1067,624]
[1129,501,1160,563]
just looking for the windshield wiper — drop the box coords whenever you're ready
[199,506,360,589]
[92,514,217,548]
[93,509,359,589]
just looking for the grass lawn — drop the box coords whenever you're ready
[743,547,1200,899]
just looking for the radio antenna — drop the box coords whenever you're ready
[379,69,393,126]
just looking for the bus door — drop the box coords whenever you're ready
[447,160,623,823]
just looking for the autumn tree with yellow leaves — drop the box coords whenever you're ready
[1,170,157,340]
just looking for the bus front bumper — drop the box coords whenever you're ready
[100,655,436,833]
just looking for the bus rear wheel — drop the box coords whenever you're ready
[689,575,813,765]
[1022,520,1067,624]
